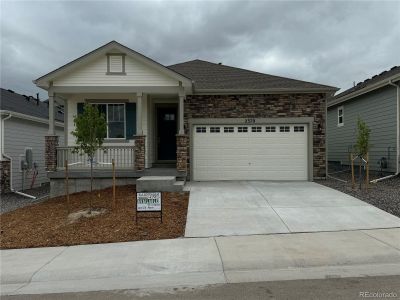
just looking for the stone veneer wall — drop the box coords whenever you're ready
[134,135,146,171]
[45,135,59,172]
[176,134,188,172]
[183,93,327,179]
[0,160,11,194]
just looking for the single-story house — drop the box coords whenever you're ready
[327,66,400,174]
[0,89,64,193]
[34,40,338,185]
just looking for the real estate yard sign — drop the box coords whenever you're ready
[136,192,162,224]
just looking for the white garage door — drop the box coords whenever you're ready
[193,124,308,181]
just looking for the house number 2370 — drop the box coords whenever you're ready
[245,118,255,124]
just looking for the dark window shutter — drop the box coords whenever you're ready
[125,103,136,139]
[77,103,84,115]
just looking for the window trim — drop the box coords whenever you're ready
[337,106,344,127]
[92,102,126,140]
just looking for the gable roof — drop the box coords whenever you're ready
[34,41,192,89]
[0,88,64,122]
[329,66,400,107]
[168,59,338,93]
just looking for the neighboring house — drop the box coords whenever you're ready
[327,66,400,174]
[34,40,337,183]
[0,89,64,193]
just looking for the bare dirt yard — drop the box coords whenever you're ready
[0,185,189,249]
[316,173,400,218]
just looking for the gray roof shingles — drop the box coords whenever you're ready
[168,59,337,92]
[334,66,400,99]
[0,88,64,122]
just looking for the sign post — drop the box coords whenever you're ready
[136,192,162,224]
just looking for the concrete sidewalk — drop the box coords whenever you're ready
[1,228,400,296]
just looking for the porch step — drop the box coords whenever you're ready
[136,176,185,192]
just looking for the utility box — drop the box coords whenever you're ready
[25,148,33,169]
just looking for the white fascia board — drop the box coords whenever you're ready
[328,74,400,108]
[194,87,339,95]
[0,110,64,128]
[34,41,192,90]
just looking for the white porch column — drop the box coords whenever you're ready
[136,92,143,135]
[48,91,55,135]
[179,93,185,134]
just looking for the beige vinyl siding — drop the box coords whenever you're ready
[4,118,64,190]
[53,55,178,87]
[327,85,397,172]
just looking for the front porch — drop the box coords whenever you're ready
[45,92,189,197]
[45,91,189,175]
[50,145,186,197]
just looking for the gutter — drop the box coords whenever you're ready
[1,114,36,199]
[0,110,64,127]
[194,87,339,95]
[370,79,400,183]
[328,74,400,108]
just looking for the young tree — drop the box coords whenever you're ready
[354,116,371,157]
[71,104,107,212]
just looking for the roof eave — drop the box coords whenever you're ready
[193,87,339,95]
[328,74,400,108]
[34,41,192,89]
[0,110,64,127]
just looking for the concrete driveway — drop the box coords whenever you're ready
[184,181,400,237]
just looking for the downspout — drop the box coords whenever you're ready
[1,113,36,199]
[370,79,400,183]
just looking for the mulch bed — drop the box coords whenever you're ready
[316,172,400,218]
[0,185,189,249]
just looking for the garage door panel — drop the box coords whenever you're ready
[193,124,308,181]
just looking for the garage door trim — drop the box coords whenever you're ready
[189,117,314,181]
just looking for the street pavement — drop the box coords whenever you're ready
[2,276,400,300]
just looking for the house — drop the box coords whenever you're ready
[327,67,400,174]
[33,40,337,194]
[0,89,64,193]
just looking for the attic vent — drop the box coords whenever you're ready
[106,53,126,75]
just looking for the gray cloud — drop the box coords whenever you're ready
[1,0,399,99]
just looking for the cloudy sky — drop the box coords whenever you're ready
[1,0,399,98]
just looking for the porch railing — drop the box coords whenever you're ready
[56,146,135,169]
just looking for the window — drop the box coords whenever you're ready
[265,126,276,132]
[294,126,304,132]
[164,113,175,121]
[251,126,262,132]
[224,127,234,133]
[95,103,126,139]
[106,54,126,75]
[280,126,290,132]
[210,127,220,133]
[196,126,206,133]
[238,126,248,133]
[337,106,344,126]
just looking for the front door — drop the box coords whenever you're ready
[157,106,177,160]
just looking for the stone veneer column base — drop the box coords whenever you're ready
[134,135,146,171]
[45,135,59,172]
[0,160,11,194]
[176,134,188,173]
